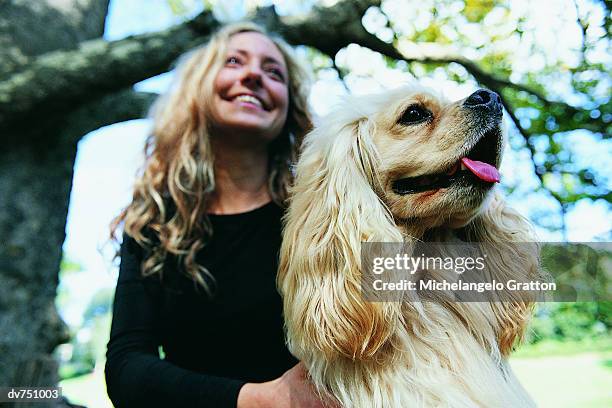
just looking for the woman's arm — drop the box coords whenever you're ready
[105,235,245,408]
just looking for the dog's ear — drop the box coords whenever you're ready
[467,192,541,355]
[278,116,403,362]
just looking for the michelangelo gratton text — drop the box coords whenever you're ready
[371,279,557,293]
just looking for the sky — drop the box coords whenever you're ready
[58,0,611,327]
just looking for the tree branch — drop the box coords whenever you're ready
[323,22,549,98]
[330,21,608,134]
[0,0,111,75]
[0,9,218,130]
[0,0,377,131]
[1,0,605,137]
[59,90,157,144]
[502,92,571,229]
[255,0,379,57]
[572,0,588,64]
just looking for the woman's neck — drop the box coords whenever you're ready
[208,139,271,215]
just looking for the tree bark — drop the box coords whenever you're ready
[0,88,155,405]
[0,1,131,404]
[0,121,89,405]
[0,0,110,74]
[0,10,220,131]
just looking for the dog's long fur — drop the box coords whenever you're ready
[278,86,543,407]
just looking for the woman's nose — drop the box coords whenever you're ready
[240,64,263,87]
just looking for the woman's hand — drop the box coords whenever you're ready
[237,362,336,408]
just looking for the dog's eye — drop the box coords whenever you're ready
[399,105,432,125]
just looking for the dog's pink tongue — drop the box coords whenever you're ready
[461,158,500,183]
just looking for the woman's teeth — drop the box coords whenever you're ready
[235,95,262,107]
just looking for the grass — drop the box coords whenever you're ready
[62,347,611,408]
[511,352,612,407]
[60,365,113,408]
[514,337,612,358]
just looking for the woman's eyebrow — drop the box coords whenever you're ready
[231,48,286,69]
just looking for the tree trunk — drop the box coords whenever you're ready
[0,125,78,406]
[0,87,154,407]
[0,1,111,404]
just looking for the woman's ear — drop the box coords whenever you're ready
[468,192,542,355]
[278,117,403,362]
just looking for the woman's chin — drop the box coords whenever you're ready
[212,120,283,145]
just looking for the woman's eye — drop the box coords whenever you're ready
[399,105,432,125]
[265,67,285,81]
[226,56,241,65]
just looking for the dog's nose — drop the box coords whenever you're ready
[464,89,502,116]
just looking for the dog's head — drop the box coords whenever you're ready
[308,86,501,234]
[367,87,504,228]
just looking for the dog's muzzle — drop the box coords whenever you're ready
[392,114,502,195]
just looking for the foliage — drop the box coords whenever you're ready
[56,255,85,313]
[57,285,114,380]
[541,243,612,302]
[525,243,610,350]
[526,302,611,344]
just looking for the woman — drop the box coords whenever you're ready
[105,22,327,407]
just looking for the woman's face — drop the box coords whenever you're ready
[211,32,290,143]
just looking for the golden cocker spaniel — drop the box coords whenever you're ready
[278,86,543,407]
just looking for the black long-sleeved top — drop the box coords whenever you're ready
[105,201,297,407]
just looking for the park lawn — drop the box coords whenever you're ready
[60,365,113,408]
[513,336,612,358]
[61,351,611,408]
[511,352,612,408]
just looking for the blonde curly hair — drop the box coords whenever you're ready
[112,22,312,294]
